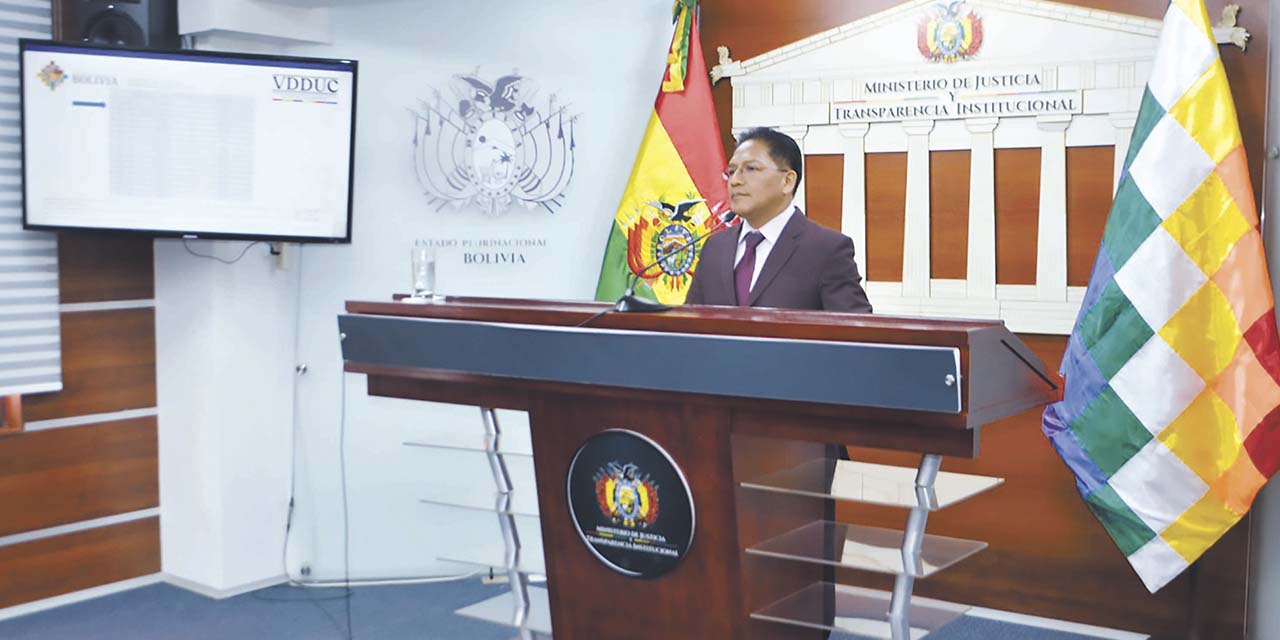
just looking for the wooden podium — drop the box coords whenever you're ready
[339,297,1055,639]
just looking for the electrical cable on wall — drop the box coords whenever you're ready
[181,239,261,265]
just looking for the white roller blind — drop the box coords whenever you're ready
[2,0,59,395]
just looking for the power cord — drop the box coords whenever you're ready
[249,244,353,640]
[181,238,261,264]
[339,355,354,640]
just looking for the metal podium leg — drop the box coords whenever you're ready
[481,407,533,636]
[887,454,941,639]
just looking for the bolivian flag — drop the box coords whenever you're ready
[594,0,729,305]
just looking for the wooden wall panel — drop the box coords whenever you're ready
[0,418,158,536]
[994,148,1041,285]
[803,154,843,232]
[864,153,907,281]
[930,150,971,280]
[0,396,19,435]
[806,146,1117,286]
[1218,0,1270,207]
[51,0,79,41]
[0,517,160,609]
[23,309,157,422]
[1066,146,1114,286]
[57,233,155,303]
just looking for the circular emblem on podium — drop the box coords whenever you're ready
[566,429,695,579]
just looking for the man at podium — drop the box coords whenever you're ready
[685,127,873,312]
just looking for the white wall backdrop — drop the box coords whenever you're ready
[158,0,676,589]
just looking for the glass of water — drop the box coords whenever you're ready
[409,241,438,301]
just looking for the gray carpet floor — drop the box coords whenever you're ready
[0,580,1118,639]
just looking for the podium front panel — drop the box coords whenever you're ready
[339,314,963,413]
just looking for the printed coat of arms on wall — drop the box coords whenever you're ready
[412,71,577,216]
[918,1,983,63]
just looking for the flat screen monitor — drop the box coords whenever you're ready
[20,40,357,243]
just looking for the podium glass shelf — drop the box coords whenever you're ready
[752,581,968,639]
[455,585,552,636]
[741,459,1002,510]
[439,537,547,576]
[746,521,986,578]
[403,434,534,458]
[420,491,540,517]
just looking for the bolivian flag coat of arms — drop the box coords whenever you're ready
[595,0,729,305]
[619,194,721,302]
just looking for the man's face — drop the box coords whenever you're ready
[726,139,796,227]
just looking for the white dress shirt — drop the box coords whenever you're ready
[734,206,798,291]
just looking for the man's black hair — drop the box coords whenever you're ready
[735,127,803,190]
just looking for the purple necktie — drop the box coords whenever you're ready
[735,231,765,306]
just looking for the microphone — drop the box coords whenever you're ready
[614,209,738,313]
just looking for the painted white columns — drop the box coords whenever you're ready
[838,123,870,279]
[1036,115,1071,302]
[1110,112,1138,194]
[965,118,999,299]
[777,125,809,212]
[901,120,934,298]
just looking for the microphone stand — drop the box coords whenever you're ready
[614,212,736,313]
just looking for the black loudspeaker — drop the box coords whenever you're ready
[72,0,179,49]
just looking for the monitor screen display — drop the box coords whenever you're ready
[20,40,357,243]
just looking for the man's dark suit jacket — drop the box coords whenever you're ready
[684,208,873,312]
